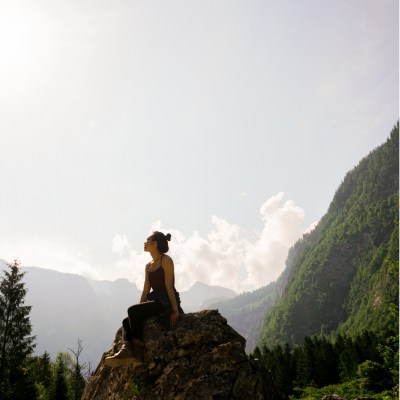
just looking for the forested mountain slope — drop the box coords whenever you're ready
[259,123,399,347]
[214,233,317,352]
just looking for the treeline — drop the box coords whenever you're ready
[0,260,87,400]
[252,329,399,398]
[6,350,87,400]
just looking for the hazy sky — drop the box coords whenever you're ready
[0,0,398,293]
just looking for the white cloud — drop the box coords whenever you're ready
[0,234,101,280]
[0,193,309,294]
[112,192,307,293]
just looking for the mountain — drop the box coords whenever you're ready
[20,266,135,368]
[2,123,397,366]
[180,281,236,311]
[213,123,399,352]
[212,232,314,352]
[0,261,236,367]
[259,123,399,347]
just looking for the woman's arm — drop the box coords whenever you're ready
[140,264,151,303]
[163,255,179,326]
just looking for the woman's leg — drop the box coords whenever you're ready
[105,317,140,367]
[122,317,132,341]
[128,301,165,340]
[106,302,165,367]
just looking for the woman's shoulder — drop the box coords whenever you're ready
[162,254,173,264]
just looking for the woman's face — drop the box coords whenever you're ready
[144,235,156,252]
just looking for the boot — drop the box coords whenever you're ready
[105,341,142,367]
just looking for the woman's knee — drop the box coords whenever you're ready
[127,303,141,314]
[127,303,146,318]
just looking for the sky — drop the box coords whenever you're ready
[0,0,398,294]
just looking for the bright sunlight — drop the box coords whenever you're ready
[0,4,53,92]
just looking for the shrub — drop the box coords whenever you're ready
[357,360,391,392]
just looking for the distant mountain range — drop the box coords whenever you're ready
[0,260,236,367]
[2,123,398,369]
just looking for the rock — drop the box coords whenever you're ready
[82,309,284,400]
[353,398,376,400]
[321,395,348,400]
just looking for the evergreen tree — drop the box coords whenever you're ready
[39,351,53,390]
[296,336,316,387]
[275,343,295,395]
[29,351,53,399]
[0,260,36,400]
[27,351,53,400]
[52,353,71,400]
[312,336,338,386]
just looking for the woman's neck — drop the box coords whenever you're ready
[150,250,162,262]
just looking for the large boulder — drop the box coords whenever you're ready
[82,309,283,400]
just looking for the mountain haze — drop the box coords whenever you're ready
[0,261,236,366]
[214,123,399,352]
[213,231,314,352]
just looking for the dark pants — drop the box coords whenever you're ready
[122,301,165,341]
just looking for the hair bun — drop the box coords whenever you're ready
[165,233,171,241]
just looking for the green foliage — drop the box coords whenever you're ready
[0,260,37,400]
[290,380,380,400]
[52,354,71,400]
[0,263,87,400]
[213,231,318,351]
[67,339,86,400]
[128,379,145,397]
[357,360,392,392]
[20,350,87,400]
[259,123,399,348]
[255,329,398,398]
[378,331,399,384]
[212,281,282,350]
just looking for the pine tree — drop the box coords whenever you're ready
[39,351,53,390]
[296,336,316,387]
[313,336,338,386]
[52,353,71,400]
[0,260,36,399]
[27,352,53,400]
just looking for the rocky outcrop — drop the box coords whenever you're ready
[321,396,348,400]
[82,309,283,400]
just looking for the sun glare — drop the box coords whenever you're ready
[0,7,33,70]
[0,5,53,89]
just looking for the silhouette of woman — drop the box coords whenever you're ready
[105,231,184,367]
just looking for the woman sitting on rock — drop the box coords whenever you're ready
[105,231,184,367]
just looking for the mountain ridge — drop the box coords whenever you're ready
[212,123,399,352]
[0,260,237,367]
[259,123,399,347]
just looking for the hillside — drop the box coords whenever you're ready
[214,123,399,352]
[259,123,399,347]
[213,234,315,352]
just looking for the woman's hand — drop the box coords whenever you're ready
[170,310,179,326]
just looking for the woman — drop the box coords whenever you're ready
[105,231,184,367]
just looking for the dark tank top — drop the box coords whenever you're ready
[147,256,183,312]
[148,256,175,294]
